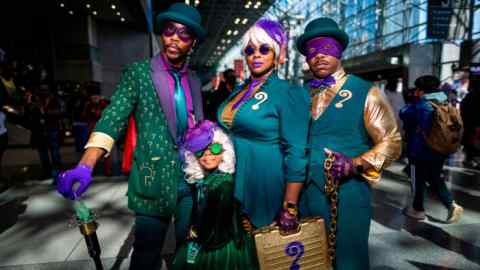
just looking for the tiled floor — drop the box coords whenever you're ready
[0,160,479,269]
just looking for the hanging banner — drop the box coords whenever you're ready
[427,0,453,39]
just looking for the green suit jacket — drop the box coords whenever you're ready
[94,57,203,216]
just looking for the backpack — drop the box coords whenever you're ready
[424,102,463,155]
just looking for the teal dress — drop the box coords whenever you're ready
[172,172,258,270]
[217,73,309,228]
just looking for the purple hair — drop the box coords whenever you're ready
[255,19,287,48]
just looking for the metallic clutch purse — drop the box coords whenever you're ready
[253,217,332,270]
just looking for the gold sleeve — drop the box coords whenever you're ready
[359,87,402,184]
[84,132,115,157]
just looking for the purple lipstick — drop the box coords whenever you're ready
[252,61,263,68]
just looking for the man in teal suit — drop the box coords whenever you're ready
[56,3,206,269]
[288,18,402,269]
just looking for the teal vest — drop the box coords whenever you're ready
[308,75,372,189]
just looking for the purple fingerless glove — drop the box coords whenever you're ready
[325,149,355,181]
[277,202,299,232]
[57,164,93,200]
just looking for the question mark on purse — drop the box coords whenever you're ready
[285,241,304,270]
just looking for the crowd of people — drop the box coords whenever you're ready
[1,2,479,269]
[0,56,112,189]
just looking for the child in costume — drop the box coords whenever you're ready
[172,120,258,270]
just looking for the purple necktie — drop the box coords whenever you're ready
[232,79,264,110]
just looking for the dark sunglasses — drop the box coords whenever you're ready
[244,44,273,56]
[162,22,194,42]
[195,143,223,158]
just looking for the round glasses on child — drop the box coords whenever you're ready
[162,22,193,42]
[195,143,223,158]
[244,44,272,56]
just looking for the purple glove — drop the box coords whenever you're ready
[324,148,355,181]
[57,164,93,200]
[277,202,299,232]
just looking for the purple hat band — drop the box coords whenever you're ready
[181,120,216,153]
[255,19,287,48]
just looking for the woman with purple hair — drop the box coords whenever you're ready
[217,19,309,232]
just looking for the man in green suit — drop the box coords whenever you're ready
[284,18,402,269]
[56,3,206,269]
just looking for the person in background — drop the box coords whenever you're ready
[0,109,8,192]
[24,88,63,181]
[400,75,463,223]
[204,69,236,121]
[70,88,89,157]
[460,79,480,168]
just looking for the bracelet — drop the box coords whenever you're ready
[283,201,298,217]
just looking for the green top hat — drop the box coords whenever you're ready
[155,3,207,42]
[296,17,349,55]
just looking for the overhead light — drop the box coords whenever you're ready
[245,1,252,8]
[185,0,190,5]
[69,10,74,15]
[92,11,98,16]
[60,3,65,8]
[234,18,241,24]
[227,30,232,35]
[221,39,226,43]
[121,17,126,22]
[111,4,116,10]
[226,39,231,44]
[194,0,200,6]
[116,11,121,16]
[233,30,239,36]
[242,18,248,24]
[86,4,91,9]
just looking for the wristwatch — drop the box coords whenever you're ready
[283,201,298,217]
[356,164,364,174]
[353,158,364,175]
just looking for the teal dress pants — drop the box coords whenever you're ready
[299,180,372,270]
[129,179,193,270]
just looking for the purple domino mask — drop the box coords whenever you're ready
[255,19,287,48]
[181,120,216,154]
[305,37,344,61]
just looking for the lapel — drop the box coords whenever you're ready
[216,80,249,130]
[310,71,349,120]
[187,71,204,123]
[150,54,177,139]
